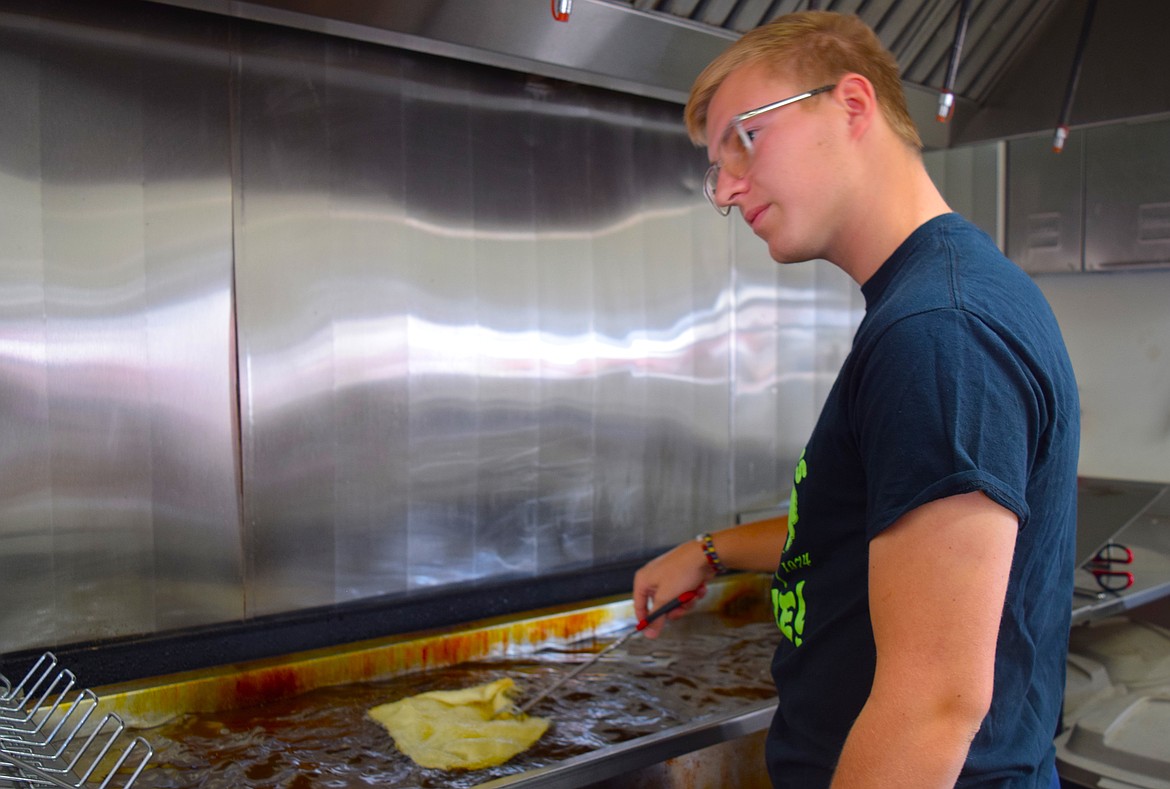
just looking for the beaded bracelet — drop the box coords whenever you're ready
[696,532,727,575]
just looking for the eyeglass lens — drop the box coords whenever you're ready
[717,124,754,179]
[702,85,836,215]
[704,124,750,214]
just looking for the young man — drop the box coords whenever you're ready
[633,11,1079,789]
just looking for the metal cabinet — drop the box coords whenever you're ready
[1006,133,1085,274]
[1006,116,1170,274]
[1085,118,1170,271]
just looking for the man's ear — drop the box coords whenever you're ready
[835,73,877,140]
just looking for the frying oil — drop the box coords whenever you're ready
[134,613,777,788]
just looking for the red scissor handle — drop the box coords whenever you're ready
[1090,543,1134,565]
[1090,568,1135,591]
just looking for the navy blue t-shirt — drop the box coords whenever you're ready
[766,214,1079,788]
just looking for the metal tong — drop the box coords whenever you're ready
[512,587,702,717]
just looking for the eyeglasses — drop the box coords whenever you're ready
[703,84,836,216]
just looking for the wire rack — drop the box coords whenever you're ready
[0,653,152,788]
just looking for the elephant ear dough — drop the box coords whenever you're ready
[368,678,550,770]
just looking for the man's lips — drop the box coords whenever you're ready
[743,205,767,228]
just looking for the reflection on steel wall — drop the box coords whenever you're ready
[0,0,859,651]
[233,21,737,614]
[730,221,862,517]
[0,0,244,650]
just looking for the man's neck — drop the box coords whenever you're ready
[829,149,952,286]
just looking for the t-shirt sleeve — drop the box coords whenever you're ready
[852,308,1037,540]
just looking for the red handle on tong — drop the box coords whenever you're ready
[512,586,705,715]
[636,587,701,631]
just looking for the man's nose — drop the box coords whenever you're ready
[713,166,746,209]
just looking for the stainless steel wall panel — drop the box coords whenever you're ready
[687,209,733,536]
[531,85,598,573]
[321,43,412,603]
[732,221,789,516]
[225,25,797,614]
[138,20,241,629]
[237,25,347,613]
[39,25,152,645]
[730,224,864,518]
[0,22,53,650]
[0,1,242,651]
[469,70,541,580]
[638,120,711,551]
[400,57,481,592]
[2,0,851,654]
[642,225,699,553]
[590,94,650,561]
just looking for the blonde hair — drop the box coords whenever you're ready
[685,11,921,150]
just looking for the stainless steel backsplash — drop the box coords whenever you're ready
[0,0,860,653]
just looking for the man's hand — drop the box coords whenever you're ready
[632,516,789,638]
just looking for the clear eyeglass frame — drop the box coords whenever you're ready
[703,84,836,216]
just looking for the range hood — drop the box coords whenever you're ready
[139,0,1170,148]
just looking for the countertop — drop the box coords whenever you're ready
[1071,478,1170,625]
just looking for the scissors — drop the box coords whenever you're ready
[1086,541,1134,593]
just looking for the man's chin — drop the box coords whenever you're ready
[766,244,814,266]
[758,225,822,265]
